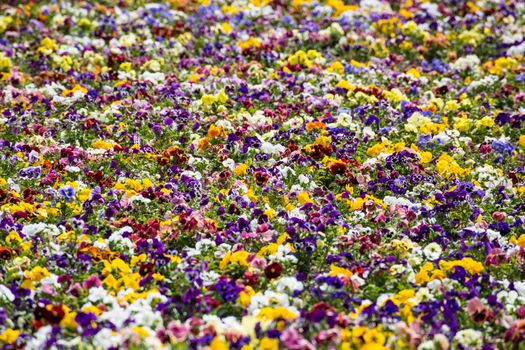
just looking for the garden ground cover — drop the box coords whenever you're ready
[0,0,525,349]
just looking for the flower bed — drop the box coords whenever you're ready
[0,0,525,349]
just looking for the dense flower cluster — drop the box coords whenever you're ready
[0,0,525,349]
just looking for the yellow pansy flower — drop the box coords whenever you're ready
[297,192,313,205]
[439,257,484,275]
[0,329,20,344]
[257,306,297,321]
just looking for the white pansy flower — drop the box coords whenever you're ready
[423,242,442,260]
[454,329,483,349]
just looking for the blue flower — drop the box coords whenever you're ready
[19,166,42,179]
[58,185,76,202]
[491,140,515,155]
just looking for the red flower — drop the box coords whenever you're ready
[264,262,282,279]
[34,304,65,325]
[254,171,270,185]
[243,270,259,286]
[0,247,13,260]
[504,319,525,344]
[467,297,492,323]
[328,161,347,175]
